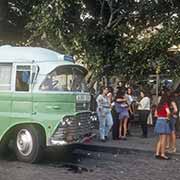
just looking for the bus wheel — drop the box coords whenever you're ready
[15,125,44,163]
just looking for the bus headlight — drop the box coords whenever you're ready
[60,116,74,127]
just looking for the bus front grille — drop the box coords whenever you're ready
[51,112,94,143]
[76,102,90,111]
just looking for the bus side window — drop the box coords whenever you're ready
[0,63,12,91]
[15,66,30,92]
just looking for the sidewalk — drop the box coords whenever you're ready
[81,125,180,156]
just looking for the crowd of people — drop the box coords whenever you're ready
[95,85,179,160]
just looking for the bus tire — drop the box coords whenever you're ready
[15,125,44,163]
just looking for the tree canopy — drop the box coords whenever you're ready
[1,0,180,85]
[0,0,41,41]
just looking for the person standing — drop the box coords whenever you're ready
[108,86,120,140]
[166,92,178,153]
[125,87,135,136]
[126,87,134,106]
[115,89,129,140]
[107,86,114,104]
[154,93,171,160]
[174,91,180,132]
[96,86,113,142]
[137,90,150,138]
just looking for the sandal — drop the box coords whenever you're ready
[155,155,161,159]
[122,136,127,140]
[160,155,170,160]
[168,147,176,153]
[118,136,122,140]
[171,147,176,153]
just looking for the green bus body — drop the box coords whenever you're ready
[0,92,90,144]
[0,46,93,162]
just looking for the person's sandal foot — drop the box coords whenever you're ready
[118,136,122,140]
[155,155,161,159]
[121,136,127,140]
[168,148,176,153]
[160,156,170,160]
[171,147,176,153]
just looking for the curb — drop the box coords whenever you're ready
[77,143,154,154]
[77,143,180,157]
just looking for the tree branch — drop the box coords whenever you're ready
[98,0,105,23]
[106,1,124,28]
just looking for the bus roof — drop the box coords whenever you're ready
[0,46,74,63]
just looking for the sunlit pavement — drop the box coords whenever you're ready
[82,125,180,157]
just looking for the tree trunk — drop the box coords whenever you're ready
[0,0,8,31]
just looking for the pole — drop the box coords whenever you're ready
[156,65,160,104]
[156,73,159,104]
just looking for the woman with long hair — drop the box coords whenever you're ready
[154,92,171,160]
[166,92,178,153]
[115,89,129,140]
[107,86,114,104]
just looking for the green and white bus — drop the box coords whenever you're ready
[0,46,93,162]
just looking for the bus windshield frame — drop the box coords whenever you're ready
[39,65,89,92]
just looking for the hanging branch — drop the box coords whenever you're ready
[98,0,105,24]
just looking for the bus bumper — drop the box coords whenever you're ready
[47,112,97,146]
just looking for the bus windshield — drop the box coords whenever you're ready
[40,66,89,92]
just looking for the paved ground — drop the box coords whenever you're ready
[1,149,180,180]
[87,125,180,155]
[1,125,180,180]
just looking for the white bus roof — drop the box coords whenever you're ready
[0,46,74,63]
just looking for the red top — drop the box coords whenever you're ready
[157,103,169,117]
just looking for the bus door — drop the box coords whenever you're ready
[11,64,33,124]
[0,63,12,134]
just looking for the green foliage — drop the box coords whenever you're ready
[0,0,42,41]
[2,0,180,84]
